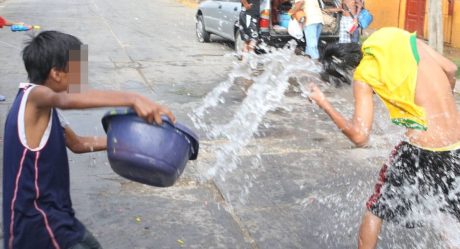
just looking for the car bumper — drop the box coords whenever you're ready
[260,32,338,48]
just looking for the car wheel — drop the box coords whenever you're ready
[196,15,210,43]
[234,29,244,52]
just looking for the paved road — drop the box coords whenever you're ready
[0,0,456,248]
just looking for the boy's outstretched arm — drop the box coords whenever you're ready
[29,86,176,125]
[308,81,374,147]
[64,125,106,154]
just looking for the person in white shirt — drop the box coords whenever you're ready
[290,0,324,59]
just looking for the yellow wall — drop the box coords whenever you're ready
[443,0,451,42]
[423,1,428,40]
[450,0,460,47]
[398,0,406,28]
[366,0,401,28]
[368,0,460,48]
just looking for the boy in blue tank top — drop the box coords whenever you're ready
[2,31,176,249]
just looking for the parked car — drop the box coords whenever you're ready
[195,0,341,51]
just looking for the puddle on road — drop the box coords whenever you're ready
[189,42,460,248]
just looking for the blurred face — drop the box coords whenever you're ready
[67,45,88,93]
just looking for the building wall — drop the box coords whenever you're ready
[398,0,407,28]
[367,0,460,48]
[450,0,460,47]
[421,0,459,47]
[365,0,401,28]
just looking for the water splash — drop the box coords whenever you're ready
[294,160,460,249]
[190,42,321,182]
[189,41,460,249]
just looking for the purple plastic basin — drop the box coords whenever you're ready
[101,108,199,187]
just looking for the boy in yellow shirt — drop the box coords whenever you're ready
[309,27,459,248]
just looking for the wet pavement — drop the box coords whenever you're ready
[0,0,459,248]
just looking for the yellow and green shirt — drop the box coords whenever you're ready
[354,27,426,130]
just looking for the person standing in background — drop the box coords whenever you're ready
[341,0,362,43]
[272,0,291,25]
[239,0,261,57]
[290,0,324,60]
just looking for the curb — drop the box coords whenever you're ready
[177,0,200,8]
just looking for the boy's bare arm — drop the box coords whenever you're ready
[64,126,106,154]
[308,81,374,147]
[28,86,176,125]
[417,39,458,89]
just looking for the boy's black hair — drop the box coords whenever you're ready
[22,31,83,85]
[320,43,363,86]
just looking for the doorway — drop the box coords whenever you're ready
[405,0,426,37]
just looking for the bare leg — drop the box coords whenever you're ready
[246,39,256,53]
[241,41,255,63]
[242,41,250,53]
[358,211,383,249]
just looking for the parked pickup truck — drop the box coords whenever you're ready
[195,0,341,51]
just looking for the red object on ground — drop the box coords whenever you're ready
[0,16,6,28]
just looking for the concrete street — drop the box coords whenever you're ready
[0,0,458,248]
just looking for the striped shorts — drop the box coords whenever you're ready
[367,141,460,227]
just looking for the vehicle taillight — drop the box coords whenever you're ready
[259,19,269,30]
[259,9,270,31]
